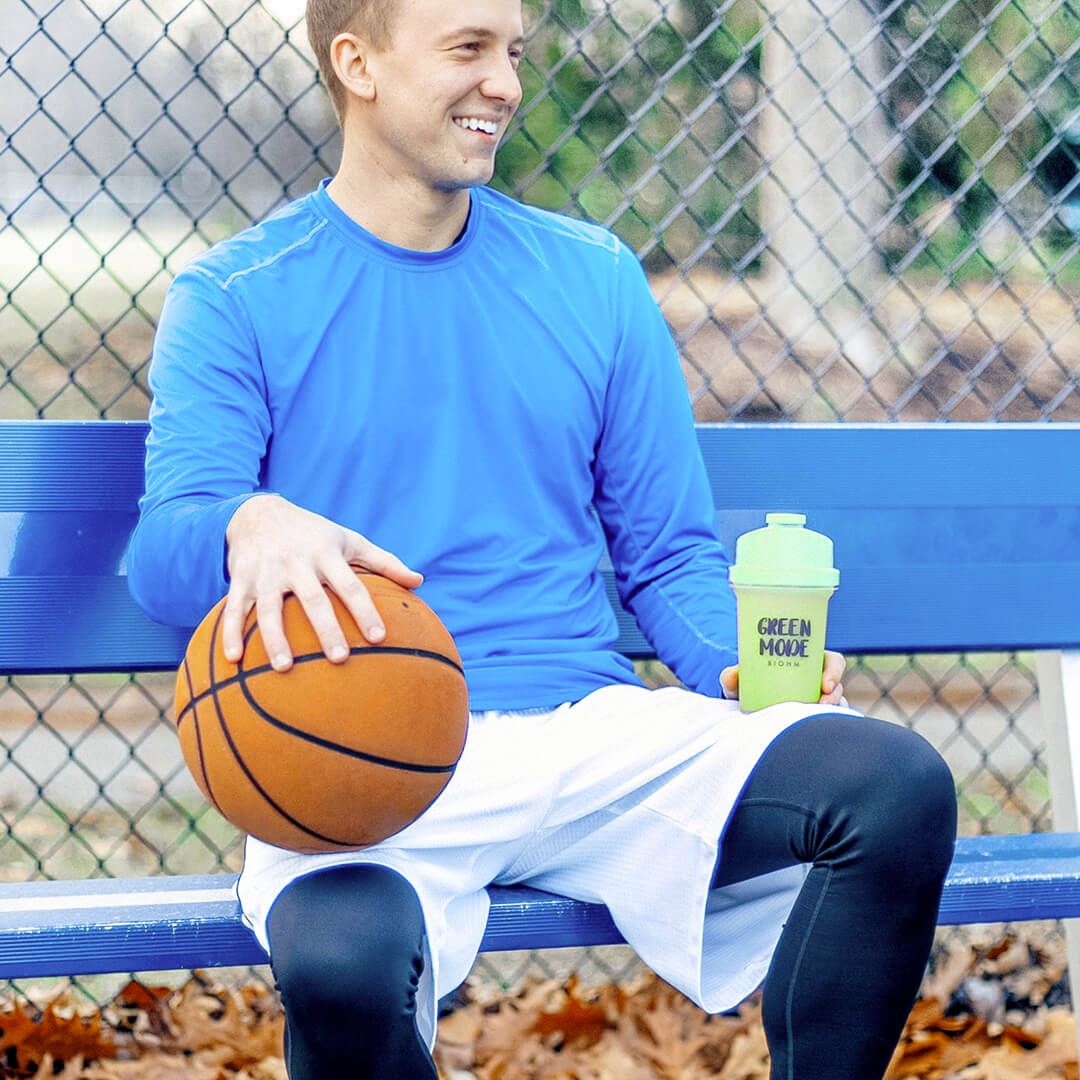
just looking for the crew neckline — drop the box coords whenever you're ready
[312,178,482,269]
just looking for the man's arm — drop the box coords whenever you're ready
[593,243,845,703]
[127,266,272,627]
[590,241,737,697]
[127,267,420,669]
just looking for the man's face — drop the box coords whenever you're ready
[361,0,525,193]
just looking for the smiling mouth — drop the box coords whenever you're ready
[453,117,499,135]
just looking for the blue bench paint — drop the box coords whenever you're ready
[2,419,1080,977]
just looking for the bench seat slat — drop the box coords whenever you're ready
[0,835,1077,978]
[5,421,1080,673]
[5,556,1079,674]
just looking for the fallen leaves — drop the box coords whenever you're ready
[0,973,284,1080]
[435,955,1079,1080]
[436,975,766,1079]
[0,933,1073,1079]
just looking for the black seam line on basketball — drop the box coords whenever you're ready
[234,673,457,774]
[182,653,220,817]
[209,671,363,850]
[199,606,231,818]
[176,646,465,727]
[175,611,296,728]
[213,607,359,847]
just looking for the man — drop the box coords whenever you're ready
[127,0,958,1076]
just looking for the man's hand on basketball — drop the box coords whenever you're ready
[719,650,847,706]
[222,493,423,672]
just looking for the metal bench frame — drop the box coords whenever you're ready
[3,420,1080,992]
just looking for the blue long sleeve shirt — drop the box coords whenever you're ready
[127,180,737,710]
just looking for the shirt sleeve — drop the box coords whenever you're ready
[126,266,272,628]
[591,240,737,696]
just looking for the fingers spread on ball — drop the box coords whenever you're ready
[293,574,354,661]
[255,593,292,671]
[221,589,255,663]
[324,563,386,645]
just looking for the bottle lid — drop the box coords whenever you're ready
[728,511,840,589]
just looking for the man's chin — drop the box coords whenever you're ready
[433,163,496,193]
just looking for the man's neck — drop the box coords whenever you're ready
[326,156,472,253]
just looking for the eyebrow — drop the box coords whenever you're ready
[441,27,526,47]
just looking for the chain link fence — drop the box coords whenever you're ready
[1,0,1077,1003]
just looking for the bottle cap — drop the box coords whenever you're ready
[728,512,839,589]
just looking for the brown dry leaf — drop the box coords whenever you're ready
[629,980,727,1080]
[0,999,117,1072]
[113,982,171,1013]
[529,974,614,1050]
[886,1000,1080,1080]
[887,1029,951,1078]
[576,1028,670,1080]
[908,997,949,1029]
[887,1001,1000,1079]
[937,1017,999,1077]
[981,938,1016,963]
[468,980,565,1064]
[436,1006,483,1074]
[924,946,979,1007]
[246,1056,289,1080]
[714,1014,770,1080]
[471,1030,565,1080]
[952,1008,1078,1080]
[698,1001,763,1077]
[164,979,283,1066]
[110,980,176,1043]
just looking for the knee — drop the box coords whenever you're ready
[872,722,955,829]
[785,713,957,870]
[274,922,423,1025]
[268,866,425,1028]
[839,717,957,871]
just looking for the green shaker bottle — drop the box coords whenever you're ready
[728,512,839,712]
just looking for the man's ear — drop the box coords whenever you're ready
[330,31,376,102]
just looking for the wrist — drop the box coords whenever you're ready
[224,492,281,581]
[226,492,280,541]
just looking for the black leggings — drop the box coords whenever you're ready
[266,712,957,1080]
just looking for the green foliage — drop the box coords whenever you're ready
[494,0,1080,278]
[494,0,765,269]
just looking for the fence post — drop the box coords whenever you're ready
[757,0,891,380]
[1038,648,1080,1043]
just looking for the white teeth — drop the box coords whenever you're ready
[455,117,498,134]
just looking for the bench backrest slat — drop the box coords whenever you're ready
[3,420,1079,673]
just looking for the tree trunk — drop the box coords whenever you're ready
[758,0,892,382]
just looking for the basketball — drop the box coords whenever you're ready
[173,572,469,853]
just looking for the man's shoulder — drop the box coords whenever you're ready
[477,187,623,261]
[176,191,328,291]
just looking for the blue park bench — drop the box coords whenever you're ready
[1,419,1080,982]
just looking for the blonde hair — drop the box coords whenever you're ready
[306,0,397,120]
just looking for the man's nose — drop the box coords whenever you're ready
[482,53,523,108]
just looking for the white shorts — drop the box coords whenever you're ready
[236,683,860,1047]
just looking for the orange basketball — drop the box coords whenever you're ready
[173,572,468,853]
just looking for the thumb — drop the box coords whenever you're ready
[719,664,739,699]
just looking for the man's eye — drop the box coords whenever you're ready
[459,42,481,52]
